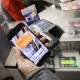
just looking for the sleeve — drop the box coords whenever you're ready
[26,67,61,80]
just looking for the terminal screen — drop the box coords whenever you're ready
[61,60,75,65]
[59,57,78,67]
[36,20,49,29]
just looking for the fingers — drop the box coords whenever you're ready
[45,43,49,47]
[13,47,21,56]
[42,62,46,66]
[35,32,49,47]
[40,37,49,47]
[40,37,46,43]
[34,32,40,37]
[13,47,24,63]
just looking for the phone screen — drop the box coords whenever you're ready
[10,25,49,65]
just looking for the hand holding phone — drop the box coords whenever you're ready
[7,23,51,66]
[13,31,49,77]
[13,47,39,77]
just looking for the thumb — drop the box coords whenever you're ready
[13,47,23,63]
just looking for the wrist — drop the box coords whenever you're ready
[25,66,39,77]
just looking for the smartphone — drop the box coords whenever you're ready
[7,23,51,66]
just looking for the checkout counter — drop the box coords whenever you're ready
[39,5,80,80]
[1,5,80,80]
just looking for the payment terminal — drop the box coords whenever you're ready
[30,19,64,48]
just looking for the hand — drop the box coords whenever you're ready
[13,47,39,77]
[13,32,49,77]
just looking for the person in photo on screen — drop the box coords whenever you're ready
[21,42,37,59]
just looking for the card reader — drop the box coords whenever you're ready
[29,19,64,48]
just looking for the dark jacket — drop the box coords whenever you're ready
[26,67,61,80]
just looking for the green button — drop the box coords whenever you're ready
[74,63,78,66]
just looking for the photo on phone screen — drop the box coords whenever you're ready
[7,23,50,66]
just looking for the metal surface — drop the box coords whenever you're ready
[0,14,12,64]
[39,5,80,20]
